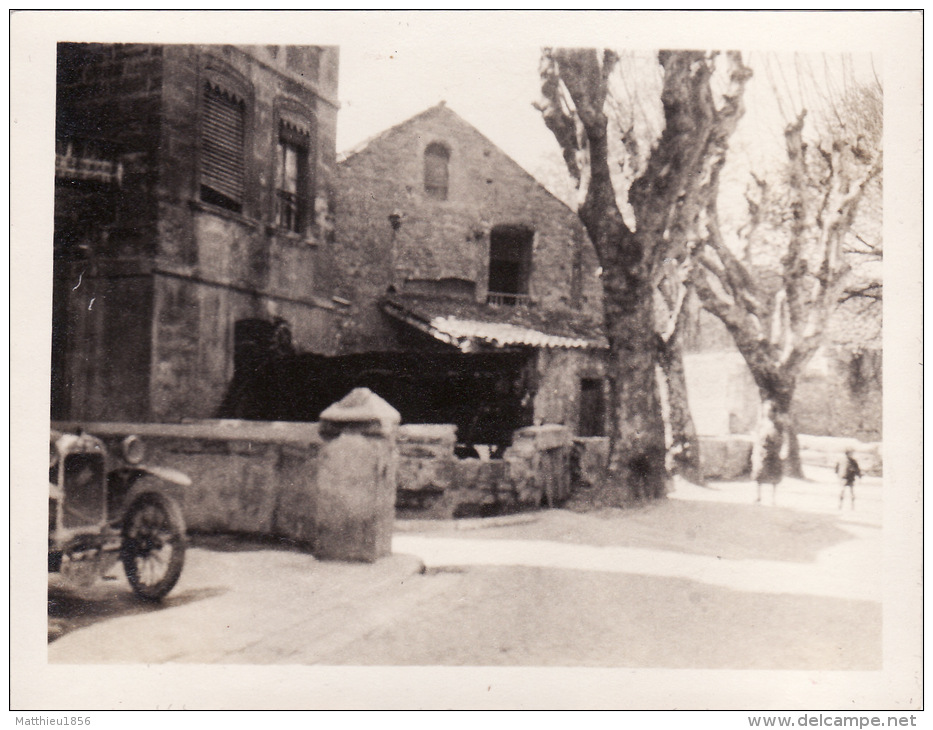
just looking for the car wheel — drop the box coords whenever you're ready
[120,492,186,601]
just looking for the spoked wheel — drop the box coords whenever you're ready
[121,492,186,601]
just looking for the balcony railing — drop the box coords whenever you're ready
[486,292,531,307]
[55,153,123,186]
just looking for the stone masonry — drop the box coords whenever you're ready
[334,102,604,354]
[53,44,344,423]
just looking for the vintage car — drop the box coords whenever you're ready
[49,428,191,601]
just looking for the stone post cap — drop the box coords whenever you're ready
[319,388,401,432]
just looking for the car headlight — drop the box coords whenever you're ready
[121,435,146,465]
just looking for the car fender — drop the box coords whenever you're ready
[134,465,192,488]
[108,467,190,526]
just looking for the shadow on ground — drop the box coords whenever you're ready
[48,582,225,643]
[188,532,313,554]
[409,497,857,563]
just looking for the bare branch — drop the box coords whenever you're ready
[781,110,811,330]
[535,49,583,183]
[839,283,882,303]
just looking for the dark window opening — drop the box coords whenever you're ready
[487,225,533,305]
[424,142,450,200]
[276,123,311,234]
[578,378,606,437]
[201,82,246,213]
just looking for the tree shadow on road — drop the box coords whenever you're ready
[449,497,862,564]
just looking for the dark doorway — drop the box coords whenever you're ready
[578,378,606,437]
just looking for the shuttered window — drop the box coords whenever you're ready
[201,82,246,212]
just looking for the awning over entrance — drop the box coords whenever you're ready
[382,294,608,353]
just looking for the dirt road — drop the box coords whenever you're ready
[48,469,882,670]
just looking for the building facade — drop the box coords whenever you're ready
[330,103,610,444]
[52,43,343,423]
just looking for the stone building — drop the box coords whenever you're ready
[52,51,609,446]
[52,43,343,422]
[682,297,882,443]
[325,103,610,447]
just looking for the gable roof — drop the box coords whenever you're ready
[337,101,579,217]
[337,101,453,164]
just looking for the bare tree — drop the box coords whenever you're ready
[687,79,883,481]
[537,49,752,503]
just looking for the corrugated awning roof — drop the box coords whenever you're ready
[382,295,607,353]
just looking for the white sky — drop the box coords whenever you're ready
[336,38,880,227]
[326,11,886,196]
[337,42,553,173]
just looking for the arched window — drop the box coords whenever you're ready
[423,142,450,200]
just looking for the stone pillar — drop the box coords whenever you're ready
[314,388,400,562]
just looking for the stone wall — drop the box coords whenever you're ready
[53,44,345,423]
[572,436,610,490]
[334,103,603,353]
[53,389,402,562]
[698,435,754,480]
[533,349,608,435]
[797,434,883,477]
[53,419,323,539]
[684,352,759,436]
[395,423,575,518]
[793,348,882,442]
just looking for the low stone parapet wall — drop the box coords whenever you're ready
[52,419,323,539]
[52,388,402,562]
[57,413,581,536]
[395,424,458,518]
[395,424,576,518]
[695,433,882,480]
[797,434,883,476]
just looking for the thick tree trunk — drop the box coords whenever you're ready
[536,49,752,505]
[658,323,703,484]
[783,413,804,479]
[602,272,668,503]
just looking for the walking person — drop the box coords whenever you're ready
[836,449,861,510]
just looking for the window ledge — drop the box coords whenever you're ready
[189,199,259,230]
[266,226,319,248]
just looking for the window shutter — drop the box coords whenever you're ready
[201,83,245,206]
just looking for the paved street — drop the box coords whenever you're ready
[48,467,882,669]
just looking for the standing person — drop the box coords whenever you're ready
[836,449,862,510]
[752,403,784,505]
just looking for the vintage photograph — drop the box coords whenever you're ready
[11,10,922,713]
